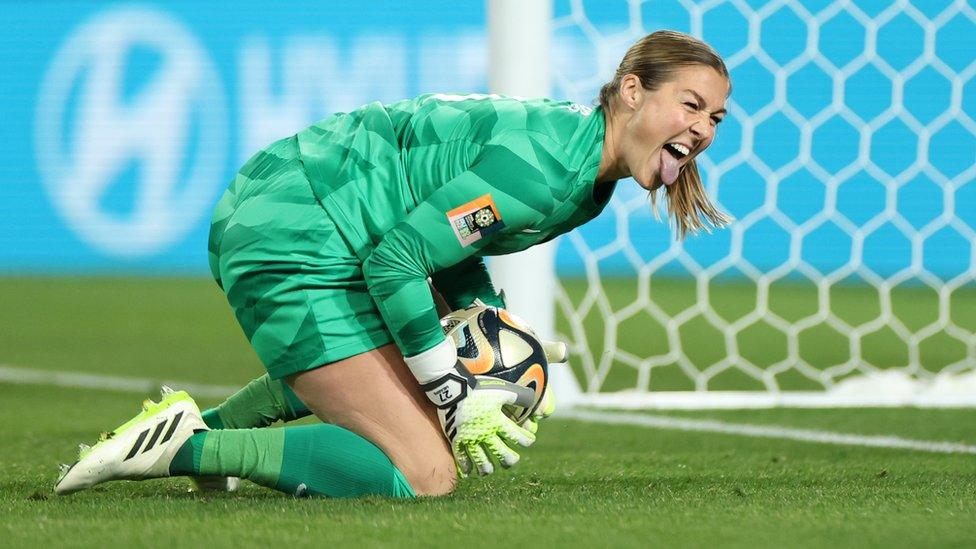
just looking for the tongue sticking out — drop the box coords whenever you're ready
[660,148,680,186]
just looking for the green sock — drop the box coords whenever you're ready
[201,409,224,429]
[169,432,204,474]
[169,424,415,499]
[201,374,311,429]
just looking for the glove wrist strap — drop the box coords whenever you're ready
[403,338,458,384]
[419,369,475,409]
[405,338,477,409]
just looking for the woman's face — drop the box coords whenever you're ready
[616,65,729,189]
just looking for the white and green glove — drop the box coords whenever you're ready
[522,339,566,434]
[404,338,537,476]
[522,387,556,435]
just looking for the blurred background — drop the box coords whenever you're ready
[4,0,491,271]
[2,0,975,404]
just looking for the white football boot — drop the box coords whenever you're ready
[55,386,208,495]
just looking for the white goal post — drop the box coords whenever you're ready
[488,0,976,409]
[487,0,586,405]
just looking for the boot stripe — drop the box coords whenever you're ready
[124,429,150,461]
[160,411,184,444]
[142,419,168,453]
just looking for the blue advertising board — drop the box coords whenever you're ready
[2,1,489,273]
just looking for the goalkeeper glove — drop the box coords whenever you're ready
[404,338,537,476]
[522,388,554,435]
[522,339,566,434]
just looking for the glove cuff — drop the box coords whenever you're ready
[403,337,458,384]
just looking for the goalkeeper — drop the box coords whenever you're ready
[55,30,731,499]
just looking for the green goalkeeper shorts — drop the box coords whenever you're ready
[207,136,394,379]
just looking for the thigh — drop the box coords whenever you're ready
[286,344,456,496]
[212,138,393,379]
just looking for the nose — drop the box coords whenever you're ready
[689,116,714,144]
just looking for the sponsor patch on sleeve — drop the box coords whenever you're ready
[447,194,505,247]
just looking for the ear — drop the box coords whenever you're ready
[617,74,643,111]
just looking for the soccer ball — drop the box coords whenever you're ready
[440,304,549,424]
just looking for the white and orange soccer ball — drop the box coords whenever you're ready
[440,304,549,424]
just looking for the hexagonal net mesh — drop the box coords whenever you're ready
[549,0,976,407]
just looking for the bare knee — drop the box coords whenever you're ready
[284,347,460,497]
[398,449,458,497]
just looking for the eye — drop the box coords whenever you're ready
[711,116,724,125]
[683,101,699,110]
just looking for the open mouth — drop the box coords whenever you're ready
[658,142,691,186]
[663,142,690,160]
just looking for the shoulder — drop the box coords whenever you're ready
[382,94,601,169]
[386,94,507,146]
[522,98,596,136]
[493,98,600,158]
[400,94,591,138]
[490,99,600,172]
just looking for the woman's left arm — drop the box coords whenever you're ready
[430,257,506,313]
[362,131,555,359]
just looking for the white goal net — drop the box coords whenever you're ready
[547,0,976,408]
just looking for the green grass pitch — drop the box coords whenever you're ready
[1,277,974,547]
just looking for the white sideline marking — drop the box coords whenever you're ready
[0,365,237,399]
[3,364,974,455]
[561,409,976,455]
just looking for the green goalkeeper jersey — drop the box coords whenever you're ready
[295,93,612,358]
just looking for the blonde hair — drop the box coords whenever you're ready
[599,30,733,239]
